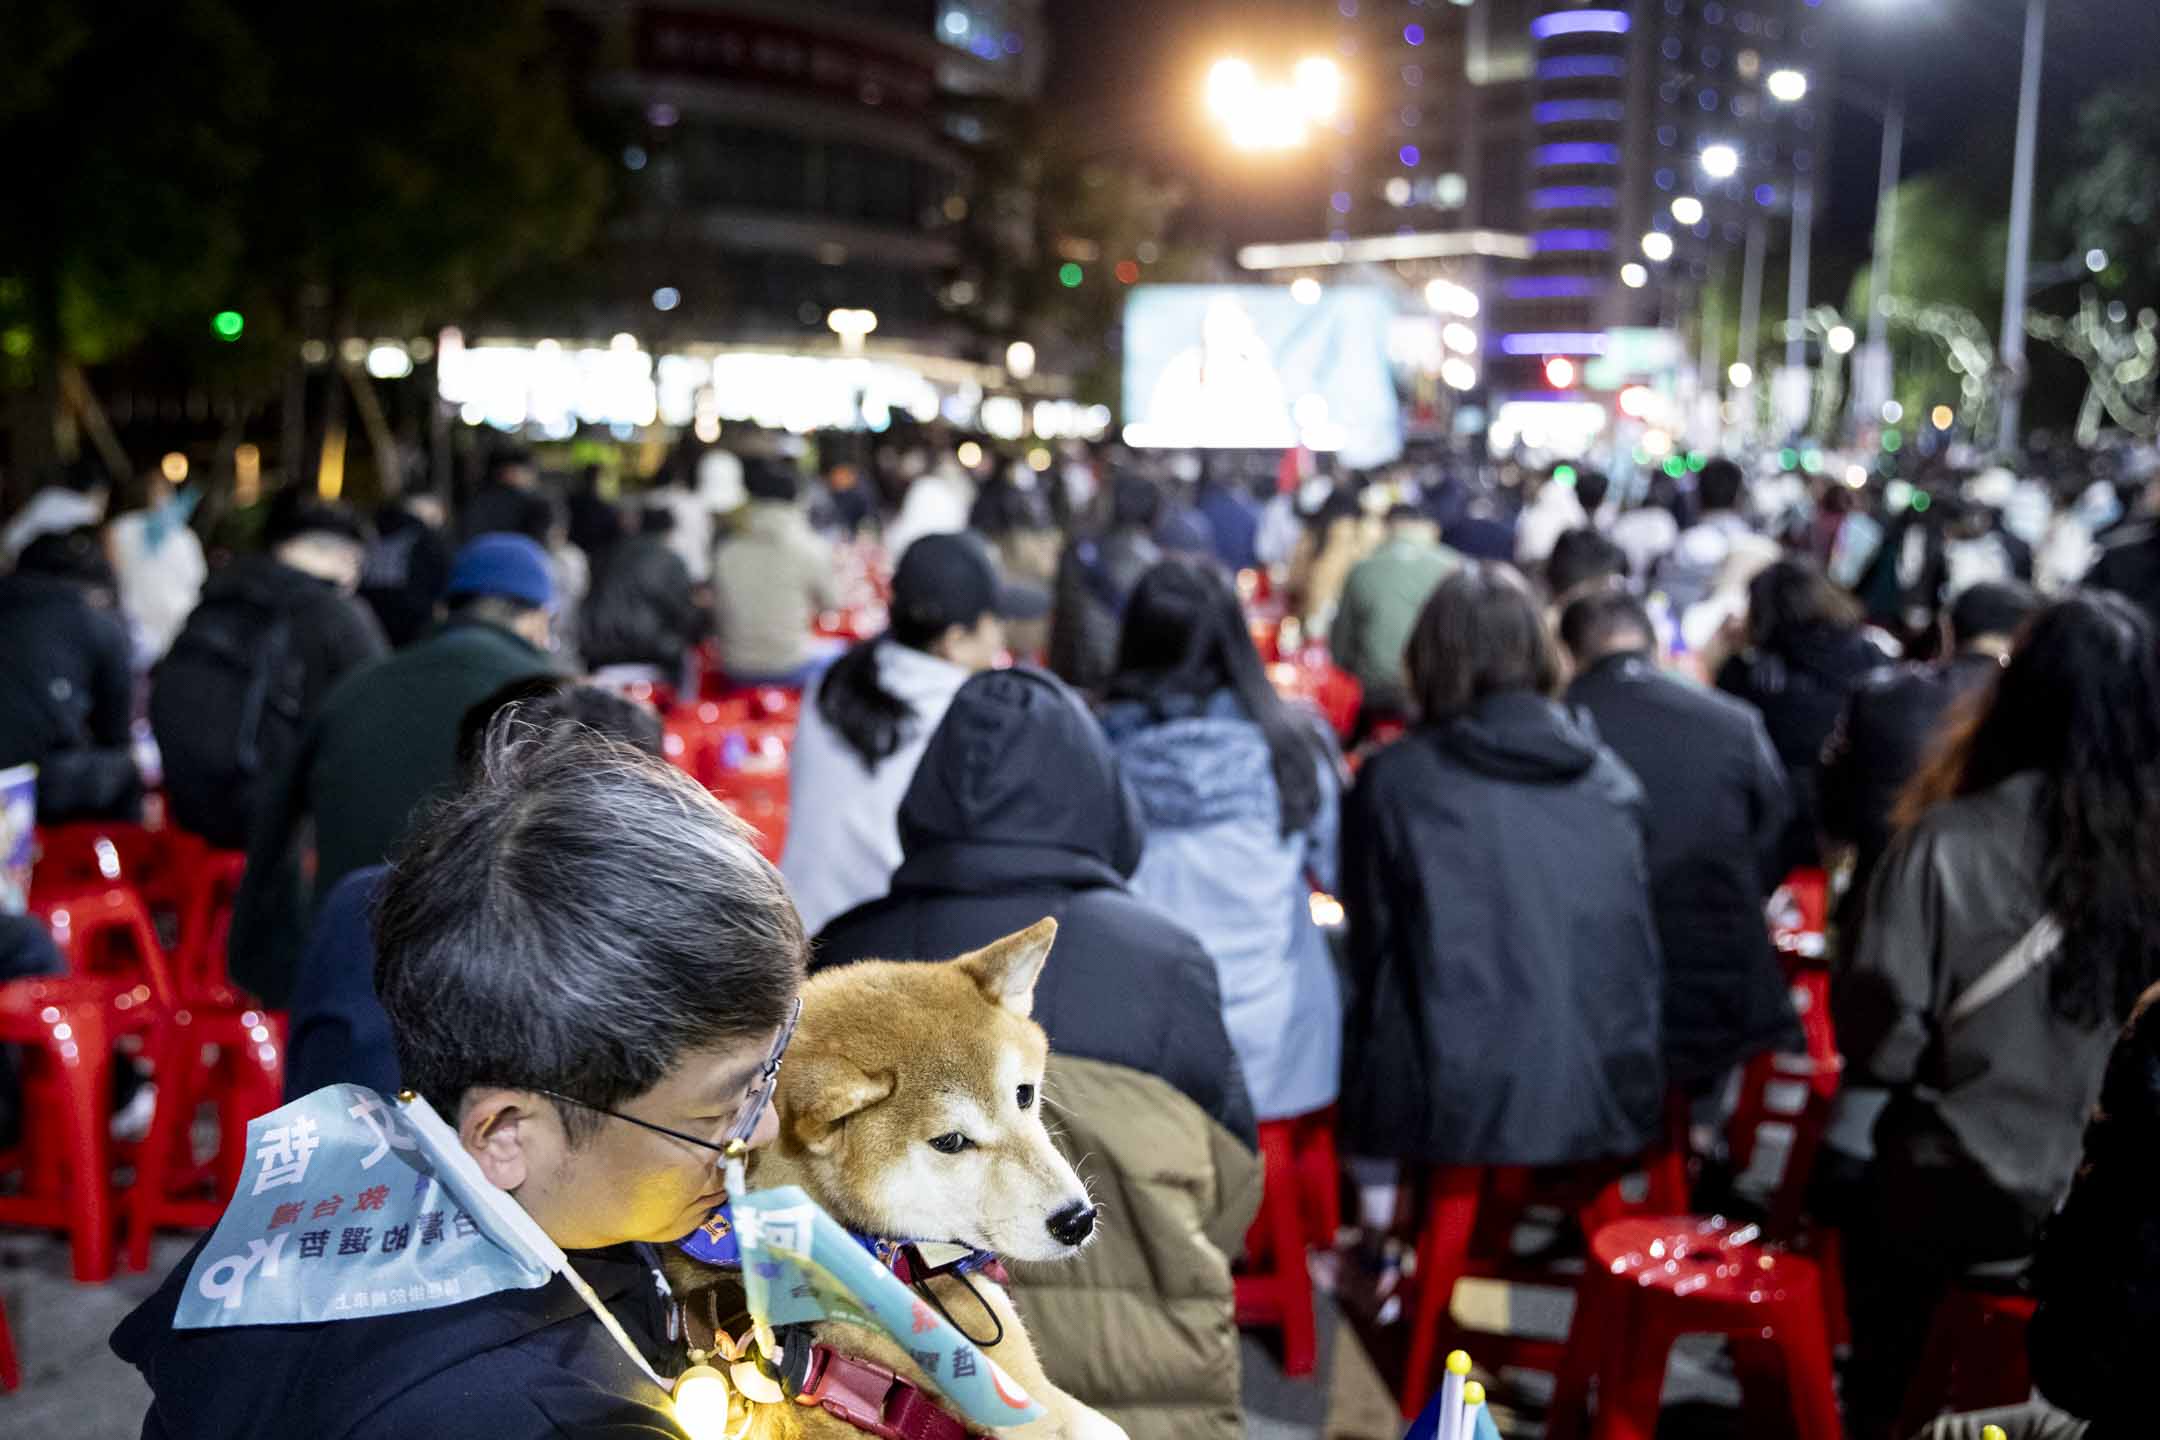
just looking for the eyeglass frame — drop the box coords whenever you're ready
[527,995,801,1160]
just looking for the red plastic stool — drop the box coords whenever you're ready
[0,1290,17,1392]
[1234,1109,1340,1378]
[1547,1215,1840,1440]
[0,977,156,1283]
[171,849,247,1003]
[1399,1099,1691,1418]
[32,884,179,1008]
[1898,1287,2037,1435]
[125,990,285,1272]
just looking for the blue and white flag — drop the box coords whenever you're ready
[175,1085,554,1328]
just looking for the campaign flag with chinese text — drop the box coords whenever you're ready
[174,1084,553,1328]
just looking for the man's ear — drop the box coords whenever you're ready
[459,1087,550,1193]
[956,918,1057,1018]
[790,1061,896,1155]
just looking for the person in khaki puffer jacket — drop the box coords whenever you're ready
[1004,1054,1261,1440]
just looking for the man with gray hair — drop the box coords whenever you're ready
[114,725,807,1436]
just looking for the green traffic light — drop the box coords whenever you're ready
[212,310,244,340]
[1058,263,1084,289]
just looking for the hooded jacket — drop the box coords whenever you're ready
[813,667,1256,1147]
[0,572,140,821]
[1566,652,1798,1090]
[1102,693,1342,1122]
[1340,692,1665,1166]
[112,1234,687,1438]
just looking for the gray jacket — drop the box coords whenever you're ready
[1836,772,2116,1230]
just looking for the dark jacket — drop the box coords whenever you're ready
[198,555,388,724]
[231,620,560,1006]
[284,865,398,1100]
[1835,773,2114,1243]
[1340,692,1665,1166]
[1048,530,1161,696]
[1194,483,1260,573]
[1819,651,2006,940]
[0,573,140,821]
[459,481,552,545]
[1716,622,1890,874]
[112,1235,688,1439]
[2086,518,2160,632]
[359,507,454,649]
[1566,652,1799,1089]
[813,667,1257,1148]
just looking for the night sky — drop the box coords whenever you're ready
[1043,0,2160,285]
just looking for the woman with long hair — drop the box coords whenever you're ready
[1100,556,1341,1122]
[1716,556,1890,874]
[779,534,1046,936]
[578,536,702,698]
[1834,592,2160,1440]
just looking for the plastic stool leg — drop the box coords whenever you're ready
[1546,1271,1619,1440]
[59,1012,115,1283]
[1400,1166,1482,1419]
[0,1295,18,1393]
[1296,1112,1341,1249]
[1267,1126,1317,1377]
[1590,1309,1678,1440]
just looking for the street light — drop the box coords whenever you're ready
[1641,232,1674,262]
[1006,340,1037,380]
[1293,57,1343,120]
[1671,196,1704,226]
[1207,55,1342,152]
[1699,144,1740,179]
[1290,277,1323,305]
[1729,362,1754,389]
[1827,325,1856,355]
[1620,263,1648,289]
[1766,69,1808,103]
[827,308,878,353]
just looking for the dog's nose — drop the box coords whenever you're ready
[1046,1202,1098,1247]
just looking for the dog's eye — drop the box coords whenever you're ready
[928,1132,975,1155]
[1017,1085,1036,1111]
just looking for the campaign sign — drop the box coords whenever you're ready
[175,1084,552,1328]
[734,1186,1045,1430]
[0,763,33,915]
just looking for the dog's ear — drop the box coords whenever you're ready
[791,1060,895,1155]
[956,918,1057,1017]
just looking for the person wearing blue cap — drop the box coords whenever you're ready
[229,533,562,1007]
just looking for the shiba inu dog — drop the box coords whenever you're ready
[744,918,1129,1440]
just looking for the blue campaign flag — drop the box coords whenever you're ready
[175,1085,553,1328]
[734,1185,1046,1431]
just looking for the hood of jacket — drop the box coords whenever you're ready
[895,667,1145,894]
[0,570,93,616]
[1435,690,1602,784]
[199,552,342,612]
[1100,692,1278,831]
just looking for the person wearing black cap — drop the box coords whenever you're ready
[779,532,1047,935]
[153,493,388,848]
[229,534,562,1006]
[710,458,841,687]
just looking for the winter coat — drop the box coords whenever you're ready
[2086,518,2160,632]
[1330,535,1460,714]
[712,500,839,679]
[358,505,454,649]
[0,573,141,821]
[1101,693,1342,1121]
[1716,622,1891,874]
[813,667,1257,1147]
[230,619,561,1007]
[1340,692,1665,1166]
[1835,772,2115,1244]
[780,640,975,937]
[1566,652,1799,1090]
[284,865,398,1100]
[113,1236,688,1438]
[1049,530,1161,696]
[1005,1054,1262,1440]
[1820,651,2006,943]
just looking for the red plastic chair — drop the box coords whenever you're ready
[1398,1099,1691,1418]
[32,884,178,1008]
[125,990,285,1272]
[1547,1215,1841,1440]
[170,849,247,1003]
[0,1290,17,1392]
[1235,1108,1340,1377]
[1898,1287,2038,1436]
[0,977,156,1283]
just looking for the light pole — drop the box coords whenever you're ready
[1853,85,1905,431]
[1996,0,2048,453]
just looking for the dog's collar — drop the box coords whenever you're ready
[788,1341,972,1440]
[853,1233,1010,1288]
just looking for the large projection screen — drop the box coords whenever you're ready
[1121,284,1403,468]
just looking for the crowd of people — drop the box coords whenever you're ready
[5,427,2160,1439]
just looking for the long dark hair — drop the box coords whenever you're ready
[579,537,701,671]
[1405,562,1561,723]
[1105,556,1322,836]
[1746,557,1863,650]
[816,606,953,769]
[1894,592,2160,1027]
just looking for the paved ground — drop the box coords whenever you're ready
[2,1229,1745,1439]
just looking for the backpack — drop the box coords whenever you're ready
[151,587,304,849]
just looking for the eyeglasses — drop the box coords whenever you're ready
[532,996,801,1161]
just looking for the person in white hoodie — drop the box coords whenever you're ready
[779,532,1046,934]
